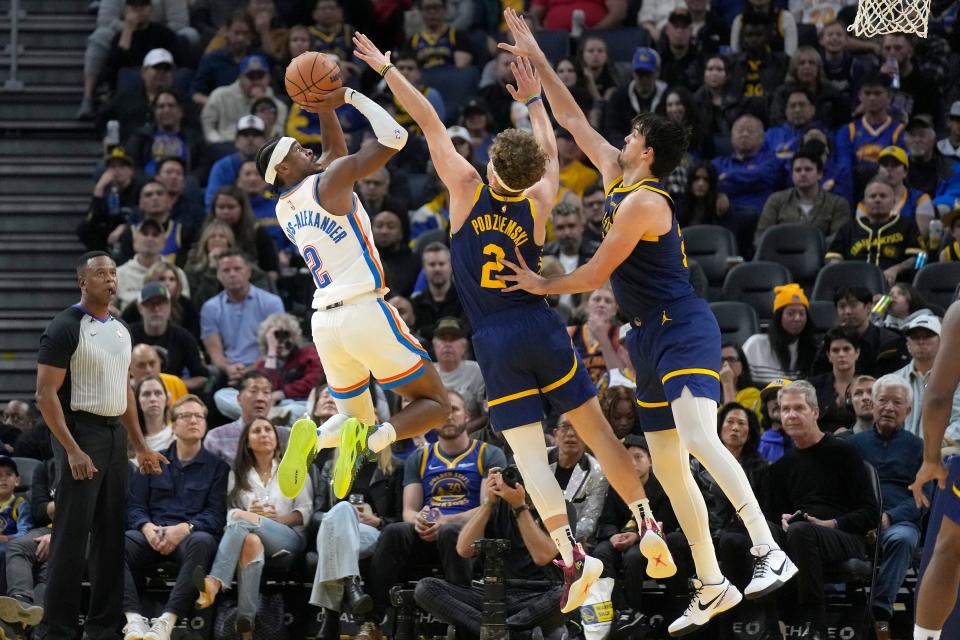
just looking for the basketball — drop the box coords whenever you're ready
[284,52,342,105]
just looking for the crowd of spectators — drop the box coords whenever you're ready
[9,0,960,638]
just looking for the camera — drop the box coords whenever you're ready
[274,329,290,341]
[499,465,522,489]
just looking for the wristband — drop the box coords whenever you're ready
[524,95,542,107]
[378,63,394,77]
[513,504,530,517]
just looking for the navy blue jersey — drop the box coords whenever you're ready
[602,177,695,320]
[451,184,545,325]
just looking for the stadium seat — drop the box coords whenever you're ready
[808,300,839,332]
[421,65,481,125]
[534,30,571,63]
[812,262,886,302]
[12,457,39,496]
[720,261,793,323]
[710,301,760,348]
[682,225,738,301]
[913,262,960,312]
[580,28,650,62]
[754,223,825,290]
[413,228,449,258]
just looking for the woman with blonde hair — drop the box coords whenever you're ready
[769,46,850,128]
[567,285,625,385]
[185,219,275,309]
[200,186,279,280]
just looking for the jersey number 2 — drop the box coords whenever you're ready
[303,245,332,288]
[480,244,506,289]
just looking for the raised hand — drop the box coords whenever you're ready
[505,57,541,103]
[352,32,392,73]
[498,8,547,64]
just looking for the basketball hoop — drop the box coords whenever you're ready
[848,0,931,38]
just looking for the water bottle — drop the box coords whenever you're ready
[914,251,928,270]
[104,119,120,149]
[928,219,944,252]
[421,505,438,524]
[571,8,586,38]
[107,183,120,218]
[887,57,900,89]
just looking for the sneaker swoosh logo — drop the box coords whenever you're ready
[770,557,788,576]
[697,585,729,611]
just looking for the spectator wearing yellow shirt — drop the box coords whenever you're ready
[557,129,600,198]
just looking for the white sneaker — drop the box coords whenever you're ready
[744,545,798,599]
[122,615,151,640]
[144,617,174,640]
[668,578,742,637]
[639,521,677,579]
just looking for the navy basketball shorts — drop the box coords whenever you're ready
[943,455,960,526]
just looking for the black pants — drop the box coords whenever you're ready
[43,415,128,640]
[367,522,471,620]
[123,530,218,618]
[414,577,563,640]
[593,531,691,609]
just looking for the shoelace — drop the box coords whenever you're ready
[752,552,771,579]
[683,584,705,614]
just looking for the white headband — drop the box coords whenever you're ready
[491,166,523,194]
[264,136,296,185]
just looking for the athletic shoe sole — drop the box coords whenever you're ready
[0,596,41,627]
[640,529,678,579]
[668,586,742,637]
[560,556,604,614]
[333,418,368,500]
[278,417,318,498]
[745,560,798,600]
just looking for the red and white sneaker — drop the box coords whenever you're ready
[639,519,677,579]
[555,543,603,614]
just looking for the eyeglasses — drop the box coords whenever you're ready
[556,423,575,432]
[175,412,205,422]
[721,356,740,364]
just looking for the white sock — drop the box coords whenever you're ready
[160,612,177,626]
[125,612,145,624]
[914,626,941,640]
[550,525,576,565]
[628,498,654,530]
[317,413,350,449]
[367,421,396,453]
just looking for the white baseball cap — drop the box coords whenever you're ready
[447,126,471,142]
[236,114,266,134]
[142,48,174,68]
[904,314,941,336]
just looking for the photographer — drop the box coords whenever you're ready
[213,313,324,422]
[414,466,568,640]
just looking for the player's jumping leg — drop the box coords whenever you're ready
[501,423,602,613]
[564,397,677,579]
[914,516,960,639]
[645,427,741,636]
[671,388,797,598]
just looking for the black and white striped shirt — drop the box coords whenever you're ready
[38,305,132,417]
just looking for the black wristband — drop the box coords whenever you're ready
[513,504,530,517]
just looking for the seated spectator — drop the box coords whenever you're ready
[122,261,198,336]
[577,37,623,104]
[761,381,879,637]
[372,209,420,299]
[848,375,924,636]
[581,183,606,247]
[857,146,935,236]
[203,0,285,61]
[389,52,446,134]
[938,206,960,262]
[757,378,791,462]
[720,342,762,416]
[362,390,506,639]
[818,21,874,97]
[594,435,683,612]
[477,50,522,133]
[755,151,851,247]
[308,0,357,74]
[677,161,722,227]
[0,457,31,563]
[130,344,187,404]
[357,168,402,218]
[459,98,496,165]
[214,313,323,421]
[553,57,599,125]
[603,48,668,143]
[657,87,710,195]
[205,116,268,209]
[154,157,206,232]
[130,283,208,392]
[568,286,624,386]
[202,187,279,280]
[408,0,473,68]
[657,10,702,93]
[893,315,960,440]
[0,401,35,454]
[190,13,258,107]
[728,14,790,99]
[184,221,274,310]
[880,283,935,332]
[126,93,205,178]
[904,115,945,198]
[0,456,56,629]
[769,47,850,130]
[834,73,905,191]
[102,47,180,144]
[549,415,609,544]
[531,0,627,31]
[411,243,464,341]
[743,284,816,384]
[881,34,940,122]
[801,127,853,204]
[545,201,599,309]
[599,384,640,438]
[432,317,485,419]
[250,97,283,139]
[936,100,960,163]
[121,395,228,640]
[200,251,284,387]
[205,371,292,466]
[557,130,600,198]
[538,258,577,326]
[846,375,877,436]
[310,448,401,638]
[766,86,820,172]
[807,327,860,433]
[78,147,140,253]
[826,179,922,286]
[235,160,287,253]
[134,374,175,452]
[116,180,195,267]
[693,56,742,142]
[415,469,568,639]
[713,114,785,251]
[201,54,288,146]
[194,417,312,635]
[116,218,168,309]
[731,0,798,55]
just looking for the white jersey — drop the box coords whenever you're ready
[276,174,387,309]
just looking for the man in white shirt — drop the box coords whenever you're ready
[116,218,166,310]
[893,315,960,441]
[432,317,485,419]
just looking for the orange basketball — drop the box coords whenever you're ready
[284,52,342,105]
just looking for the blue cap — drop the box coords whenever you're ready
[239,54,270,76]
[0,456,18,475]
[632,47,659,73]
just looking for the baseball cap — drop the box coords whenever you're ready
[760,378,792,402]
[251,97,278,115]
[239,54,269,76]
[773,283,809,312]
[139,282,170,304]
[950,100,960,119]
[137,218,164,235]
[142,48,174,69]
[632,47,660,73]
[461,98,489,117]
[237,114,266,134]
[878,145,909,168]
[906,114,934,131]
[447,125,470,143]
[433,317,466,339]
[105,146,134,168]
[904,314,941,337]
[0,456,18,476]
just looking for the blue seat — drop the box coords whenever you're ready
[421,65,481,125]
[580,28,650,63]
[535,30,571,63]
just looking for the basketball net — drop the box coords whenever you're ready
[848,0,931,38]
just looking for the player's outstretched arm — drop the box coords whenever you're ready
[353,32,481,227]
[509,57,556,246]
[499,8,620,186]
[314,106,347,168]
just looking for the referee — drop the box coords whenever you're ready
[35,251,168,640]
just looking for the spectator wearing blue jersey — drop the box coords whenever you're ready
[765,87,820,174]
[0,457,32,562]
[802,128,853,203]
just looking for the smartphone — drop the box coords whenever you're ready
[786,510,805,525]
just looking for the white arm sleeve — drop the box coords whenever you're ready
[345,89,409,150]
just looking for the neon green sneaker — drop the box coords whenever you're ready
[332,418,375,500]
[278,417,318,498]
